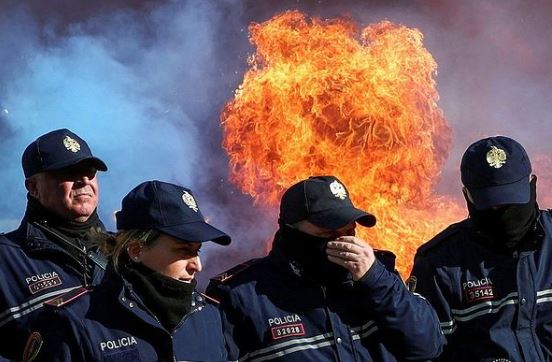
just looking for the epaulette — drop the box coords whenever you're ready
[416,221,465,257]
[44,287,90,308]
[199,292,220,305]
[210,258,261,284]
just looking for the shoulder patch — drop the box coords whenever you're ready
[210,259,261,284]
[416,220,466,257]
[23,331,43,362]
[44,287,90,308]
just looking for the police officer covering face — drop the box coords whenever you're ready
[0,129,107,360]
[207,176,445,361]
[410,136,552,361]
[26,180,231,361]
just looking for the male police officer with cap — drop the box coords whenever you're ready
[0,128,108,360]
[207,175,445,362]
[410,136,552,361]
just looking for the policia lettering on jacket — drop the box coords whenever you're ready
[0,129,108,361]
[410,136,552,361]
[25,181,231,362]
[208,176,445,362]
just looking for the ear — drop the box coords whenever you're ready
[25,177,40,198]
[126,241,142,262]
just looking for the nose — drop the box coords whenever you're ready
[73,174,90,186]
[335,225,356,237]
[73,169,96,185]
[187,256,203,274]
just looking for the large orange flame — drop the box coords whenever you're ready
[222,11,464,277]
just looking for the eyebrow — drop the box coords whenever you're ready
[174,244,201,252]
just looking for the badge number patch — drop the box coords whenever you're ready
[271,323,306,340]
[465,285,495,303]
[28,275,63,295]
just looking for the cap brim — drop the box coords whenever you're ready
[308,206,376,230]
[469,177,530,210]
[43,156,108,172]
[158,221,231,245]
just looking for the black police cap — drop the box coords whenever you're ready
[279,176,376,230]
[461,136,532,210]
[22,128,107,178]
[116,180,231,245]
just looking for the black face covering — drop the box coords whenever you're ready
[466,177,538,247]
[121,262,196,331]
[273,225,350,284]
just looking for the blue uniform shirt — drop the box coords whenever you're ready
[411,210,552,361]
[207,248,445,362]
[28,264,228,362]
[0,219,105,360]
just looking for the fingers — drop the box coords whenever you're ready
[326,237,368,256]
[326,236,376,281]
[326,247,359,261]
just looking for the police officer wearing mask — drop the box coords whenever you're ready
[207,176,445,361]
[0,129,108,360]
[410,136,552,361]
[26,180,231,361]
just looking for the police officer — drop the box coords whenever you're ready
[0,128,108,360]
[26,180,231,361]
[410,136,552,361]
[207,175,445,361]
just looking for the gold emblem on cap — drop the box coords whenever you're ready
[486,146,507,169]
[329,180,347,200]
[182,191,199,212]
[63,136,81,153]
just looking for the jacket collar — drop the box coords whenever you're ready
[102,262,206,332]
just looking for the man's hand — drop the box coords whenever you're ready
[326,236,376,281]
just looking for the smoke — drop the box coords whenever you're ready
[1,0,551,288]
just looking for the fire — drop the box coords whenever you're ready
[222,11,464,277]
[534,154,552,207]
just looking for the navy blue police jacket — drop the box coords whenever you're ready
[28,263,228,362]
[410,210,552,361]
[0,218,105,361]
[206,248,445,362]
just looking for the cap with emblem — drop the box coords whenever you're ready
[22,128,108,178]
[279,175,376,229]
[116,180,231,245]
[461,136,532,210]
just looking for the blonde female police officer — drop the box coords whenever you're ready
[24,180,231,362]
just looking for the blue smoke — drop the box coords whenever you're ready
[0,1,245,231]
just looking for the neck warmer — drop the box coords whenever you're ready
[121,262,196,331]
[467,177,539,248]
[272,225,350,284]
[25,195,102,247]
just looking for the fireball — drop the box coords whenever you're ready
[222,11,464,277]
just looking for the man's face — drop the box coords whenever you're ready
[294,220,356,239]
[26,164,99,222]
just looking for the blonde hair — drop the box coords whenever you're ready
[92,229,160,270]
